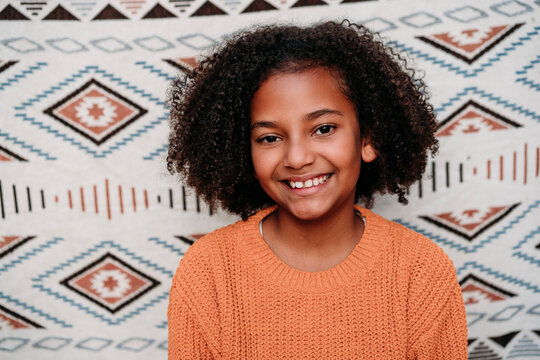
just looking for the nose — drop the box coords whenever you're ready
[283,137,315,169]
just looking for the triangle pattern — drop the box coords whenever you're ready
[0,236,35,257]
[460,274,516,305]
[175,234,206,245]
[0,4,29,20]
[191,1,227,16]
[508,335,540,358]
[142,3,177,19]
[468,341,502,360]
[419,203,520,241]
[242,0,278,13]
[291,0,327,7]
[468,338,477,346]
[43,5,79,20]
[490,331,520,348]
[0,304,43,329]
[0,145,27,162]
[93,4,128,20]
[118,0,148,16]
[417,23,524,64]
[437,100,521,137]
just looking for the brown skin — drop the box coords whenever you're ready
[250,67,376,272]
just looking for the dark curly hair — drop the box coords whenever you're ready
[167,20,438,219]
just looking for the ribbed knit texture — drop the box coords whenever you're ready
[168,206,468,359]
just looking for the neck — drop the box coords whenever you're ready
[263,199,363,258]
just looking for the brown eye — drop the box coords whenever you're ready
[314,125,335,135]
[259,135,279,143]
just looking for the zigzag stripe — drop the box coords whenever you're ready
[516,77,540,91]
[435,86,540,121]
[0,237,64,275]
[456,262,540,292]
[0,291,72,327]
[515,54,540,75]
[512,252,540,267]
[388,26,539,78]
[155,320,168,329]
[394,200,540,253]
[32,284,169,325]
[134,61,176,81]
[143,143,168,160]
[0,129,56,160]
[148,237,185,257]
[512,226,540,250]
[0,62,48,91]
[32,240,174,282]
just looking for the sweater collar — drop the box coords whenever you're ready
[239,205,390,293]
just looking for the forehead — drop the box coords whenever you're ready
[250,67,355,123]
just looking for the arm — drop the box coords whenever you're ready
[168,283,213,360]
[406,244,468,359]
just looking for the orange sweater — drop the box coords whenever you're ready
[168,206,467,359]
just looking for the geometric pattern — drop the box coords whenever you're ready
[44,79,148,146]
[436,100,522,137]
[1,1,539,359]
[419,203,520,241]
[417,23,523,64]
[60,252,160,313]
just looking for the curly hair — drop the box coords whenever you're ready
[167,20,438,219]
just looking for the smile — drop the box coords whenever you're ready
[286,174,330,189]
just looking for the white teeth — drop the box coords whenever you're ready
[288,174,329,189]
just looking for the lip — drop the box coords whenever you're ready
[281,173,332,195]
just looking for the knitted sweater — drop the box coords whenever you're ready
[168,206,468,359]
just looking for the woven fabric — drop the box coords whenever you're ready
[0,0,539,359]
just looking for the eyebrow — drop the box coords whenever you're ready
[251,108,343,130]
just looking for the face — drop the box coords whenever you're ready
[250,67,376,221]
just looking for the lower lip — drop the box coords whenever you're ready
[283,175,332,196]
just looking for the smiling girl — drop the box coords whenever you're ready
[167,21,468,359]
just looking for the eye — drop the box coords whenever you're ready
[258,135,280,144]
[314,124,335,135]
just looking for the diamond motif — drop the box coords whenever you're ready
[164,57,198,75]
[60,253,160,313]
[0,304,42,329]
[419,203,520,241]
[44,79,147,145]
[0,236,35,258]
[417,23,523,64]
[0,146,27,162]
[437,100,521,137]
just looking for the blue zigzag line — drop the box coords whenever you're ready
[15,65,165,111]
[512,251,540,268]
[435,86,540,121]
[0,129,56,160]
[395,200,540,254]
[155,320,168,329]
[148,237,185,257]
[0,237,64,276]
[388,26,540,78]
[33,240,173,282]
[134,61,176,81]
[513,226,540,250]
[0,290,72,327]
[143,143,168,160]
[32,283,170,325]
[456,262,540,292]
[516,77,540,91]
[0,62,48,91]
[515,54,540,75]
[13,113,168,159]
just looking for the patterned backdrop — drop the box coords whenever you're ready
[0,0,539,358]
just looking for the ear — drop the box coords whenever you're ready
[361,142,377,163]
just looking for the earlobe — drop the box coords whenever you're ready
[361,143,377,163]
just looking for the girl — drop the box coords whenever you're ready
[167,21,467,359]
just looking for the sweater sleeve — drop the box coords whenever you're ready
[167,238,222,360]
[168,282,213,359]
[406,238,468,360]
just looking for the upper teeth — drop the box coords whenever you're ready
[289,174,330,189]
